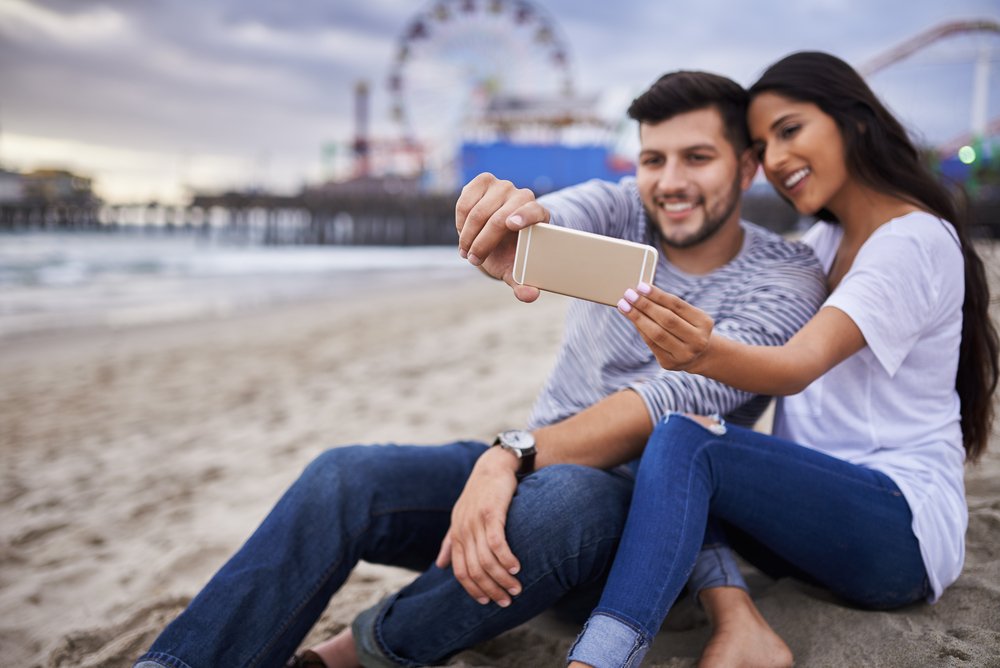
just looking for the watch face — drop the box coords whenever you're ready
[501,430,535,451]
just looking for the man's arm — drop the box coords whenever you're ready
[437,389,652,608]
[533,389,652,468]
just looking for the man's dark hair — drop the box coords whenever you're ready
[627,71,751,154]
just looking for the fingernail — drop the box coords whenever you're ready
[477,597,489,605]
[617,298,632,313]
[508,587,521,596]
[459,248,468,259]
[508,214,523,228]
[624,288,639,303]
[497,599,511,608]
[509,566,520,575]
[468,253,482,266]
[637,282,651,294]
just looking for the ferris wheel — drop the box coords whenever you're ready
[386,0,575,165]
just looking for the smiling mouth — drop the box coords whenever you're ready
[655,198,696,213]
[783,168,810,189]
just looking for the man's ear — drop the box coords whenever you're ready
[738,147,758,190]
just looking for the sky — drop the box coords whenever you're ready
[1,0,998,204]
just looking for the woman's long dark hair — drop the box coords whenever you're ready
[749,51,998,462]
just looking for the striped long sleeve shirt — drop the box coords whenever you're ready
[527,177,827,430]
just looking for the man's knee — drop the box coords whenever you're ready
[295,445,385,507]
[505,465,630,566]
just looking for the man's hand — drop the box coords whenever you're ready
[435,446,524,607]
[455,172,549,303]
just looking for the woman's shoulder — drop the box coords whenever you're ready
[870,211,962,265]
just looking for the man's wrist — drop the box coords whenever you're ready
[489,429,537,477]
[480,444,521,473]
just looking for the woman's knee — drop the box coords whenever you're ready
[644,413,724,465]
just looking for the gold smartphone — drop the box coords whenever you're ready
[512,224,658,306]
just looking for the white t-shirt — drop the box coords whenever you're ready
[772,212,966,602]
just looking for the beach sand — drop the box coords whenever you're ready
[2,258,999,668]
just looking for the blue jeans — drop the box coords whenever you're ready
[133,441,635,668]
[569,415,931,668]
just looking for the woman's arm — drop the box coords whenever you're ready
[620,285,866,396]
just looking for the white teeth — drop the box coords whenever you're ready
[660,201,693,212]
[784,168,810,189]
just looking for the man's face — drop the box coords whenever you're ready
[635,108,754,249]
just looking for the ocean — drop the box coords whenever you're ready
[0,231,469,340]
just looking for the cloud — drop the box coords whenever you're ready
[2,0,997,203]
[0,0,127,43]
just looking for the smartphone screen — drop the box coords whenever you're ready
[512,224,658,306]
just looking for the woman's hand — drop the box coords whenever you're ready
[618,283,715,372]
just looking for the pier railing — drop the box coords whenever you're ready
[2,190,998,242]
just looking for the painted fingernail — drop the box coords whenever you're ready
[617,298,632,313]
[637,282,652,294]
[508,214,523,228]
[624,288,639,303]
[468,253,482,266]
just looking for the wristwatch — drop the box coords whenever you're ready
[492,429,537,478]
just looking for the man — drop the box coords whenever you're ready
[134,71,825,668]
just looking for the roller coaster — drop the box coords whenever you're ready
[858,19,999,156]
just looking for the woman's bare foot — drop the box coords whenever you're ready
[308,627,361,668]
[698,587,793,668]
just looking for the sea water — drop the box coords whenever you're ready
[0,231,468,340]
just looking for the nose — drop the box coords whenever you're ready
[656,160,689,193]
[761,142,788,176]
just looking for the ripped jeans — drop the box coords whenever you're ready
[569,414,931,668]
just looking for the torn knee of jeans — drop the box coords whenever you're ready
[683,413,727,435]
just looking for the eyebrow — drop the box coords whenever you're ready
[640,143,719,152]
[769,113,799,132]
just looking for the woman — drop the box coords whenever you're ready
[567,51,999,668]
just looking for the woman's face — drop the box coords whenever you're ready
[747,92,852,216]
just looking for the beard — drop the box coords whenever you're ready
[652,174,743,250]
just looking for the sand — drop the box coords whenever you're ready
[2,260,999,668]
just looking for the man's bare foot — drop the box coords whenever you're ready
[308,627,361,668]
[698,587,793,668]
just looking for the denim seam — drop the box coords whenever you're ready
[576,610,651,665]
[246,504,452,667]
[636,431,722,635]
[675,414,907,498]
[246,531,361,666]
[367,593,424,668]
[134,652,195,668]
[428,531,626,653]
[665,417,915,618]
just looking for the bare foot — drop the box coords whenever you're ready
[698,587,793,668]
[308,628,361,668]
